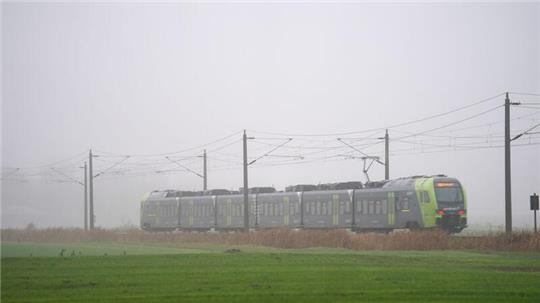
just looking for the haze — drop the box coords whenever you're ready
[1,2,539,229]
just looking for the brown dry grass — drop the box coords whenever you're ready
[2,228,539,252]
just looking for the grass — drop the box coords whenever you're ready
[1,242,218,257]
[2,242,540,302]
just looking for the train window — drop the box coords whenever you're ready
[322,202,327,215]
[361,200,367,214]
[368,201,375,214]
[375,200,381,214]
[340,203,345,215]
[382,200,387,214]
[165,191,177,198]
[397,197,410,211]
[345,201,350,213]
[422,191,430,203]
[315,202,320,215]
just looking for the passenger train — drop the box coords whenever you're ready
[140,175,467,233]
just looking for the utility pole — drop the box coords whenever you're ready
[385,129,389,180]
[84,162,88,230]
[243,130,249,231]
[203,149,207,191]
[504,92,512,234]
[89,149,94,230]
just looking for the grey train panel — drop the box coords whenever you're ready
[302,190,353,228]
[256,192,302,228]
[393,190,423,228]
[141,198,178,230]
[353,189,392,229]
[179,196,215,229]
[216,194,256,229]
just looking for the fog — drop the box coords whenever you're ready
[1,2,539,229]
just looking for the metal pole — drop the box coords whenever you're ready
[243,130,249,231]
[504,92,512,233]
[385,129,389,180]
[84,162,88,230]
[89,149,94,229]
[203,149,207,191]
[535,209,537,233]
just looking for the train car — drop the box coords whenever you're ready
[179,195,215,230]
[302,190,353,228]
[256,192,302,228]
[140,190,178,231]
[215,194,257,230]
[139,175,467,233]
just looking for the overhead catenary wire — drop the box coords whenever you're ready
[392,105,503,140]
[93,156,130,178]
[248,92,506,137]
[6,91,540,183]
[93,130,243,158]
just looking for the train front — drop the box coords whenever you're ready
[433,178,467,233]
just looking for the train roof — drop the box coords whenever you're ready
[144,175,458,200]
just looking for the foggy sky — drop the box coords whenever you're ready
[1,2,539,229]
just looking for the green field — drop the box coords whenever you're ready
[2,242,540,302]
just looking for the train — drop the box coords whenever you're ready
[140,175,468,233]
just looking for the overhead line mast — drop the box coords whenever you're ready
[89,149,94,230]
[243,130,249,231]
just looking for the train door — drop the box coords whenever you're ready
[226,198,232,226]
[332,194,339,226]
[387,192,395,227]
[283,196,290,226]
[394,191,422,228]
[188,200,194,227]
